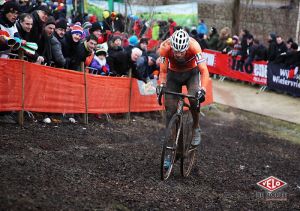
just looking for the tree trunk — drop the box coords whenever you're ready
[232,0,241,36]
[162,0,169,5]
[296,0,300,43]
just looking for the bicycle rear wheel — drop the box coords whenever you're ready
[160,114,182,181]
[180,112,196,177]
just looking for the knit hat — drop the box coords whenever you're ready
[232,35,239,41]
[82,21,92,30]
[210,26,217,34]
[55,18,67,30]
[2,1,20,14]
[111,36,122,43]
[37,5,51,15]
[102,10,110,19]
[111,11,117,18]
[139,38,148,45]
[129,35,138,46]
[95,47,107,56]
[148,53,158,62]
[71,24,83,36]
[45,17,55,26]
[269,32,276,41]
[89,22,102,34]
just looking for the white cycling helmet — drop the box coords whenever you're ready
[170,29,190,52]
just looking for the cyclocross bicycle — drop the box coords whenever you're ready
[156,84,204,180]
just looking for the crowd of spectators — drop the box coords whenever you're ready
[0,0,299,123]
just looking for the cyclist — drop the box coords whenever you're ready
[159,29,209,147]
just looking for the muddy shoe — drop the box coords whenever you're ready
[191,128,201,147]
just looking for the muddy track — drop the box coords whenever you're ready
[0,107,300,210]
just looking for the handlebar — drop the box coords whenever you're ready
[156,84,205,106]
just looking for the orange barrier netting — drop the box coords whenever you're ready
[0,59,23,111]
[0,58,213,114]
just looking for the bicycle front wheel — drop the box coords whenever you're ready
[160,114,182,181]
[180,112,196,177]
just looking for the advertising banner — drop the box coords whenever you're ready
[203,49,268,85]
[267,63,300,97]
[87,1,198,26]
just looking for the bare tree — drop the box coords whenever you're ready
[296,0,300,43]
[162,0,169,5]
[231,0,241,35]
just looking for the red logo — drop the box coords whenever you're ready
[257,176,287,192]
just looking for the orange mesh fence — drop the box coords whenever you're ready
[86,75,130,113]
[0,59,214,114]
[0,58,23,111]
[24,62,86,113]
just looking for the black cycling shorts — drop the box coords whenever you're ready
[166,67,200,97]
[165,67,200,112]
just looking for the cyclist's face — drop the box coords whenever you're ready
[173,50,186,60]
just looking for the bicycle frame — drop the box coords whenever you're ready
[157,86,201,180]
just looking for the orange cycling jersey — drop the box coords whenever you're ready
[159,37,206,72]
[159,37,209,90]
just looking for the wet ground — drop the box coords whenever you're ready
[0,105,300,210]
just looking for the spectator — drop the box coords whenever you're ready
[37,17,56,65]
[275,35,287,57]
[239,29,251,61]
[110,12,124,33]
[133,18,142,37]
[246,39,267,65]
[0,1,20,58]
[125,35,138,53]
[107,47,142,76]
[198,33,208,50]
[54,18,67,42]
[275,42,299,66]
[28,5,51,43]
[151,20,159,41]
[190,29,201,44]
[217,26,231,51]
[207,26,219,50]
[82,21,92,39]
[102,10,111,31]
[61,23,83,69]
[136,53,159,82]
[89,46,110,75]
[267,32,277,62]
[230,35,241,57]
[222,37,234,54]
[168,18,177,36]
[138,38,148,56]
[51,19,67,67]
[286,38,294,53]
[68,34,98,71]
[0,1,21,124]
[16,13,33,42]
[197,19,208,36]
[108,35,123,56]
[89,21,107,44]
[284,42,300,66]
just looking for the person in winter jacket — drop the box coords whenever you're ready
[49,19,67,67]
[0,1,21,57]
[267,32,277,62]
[61,23,83,69]
[68,34,98,71]
[89,47,110,75]
[207,27,219,50]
